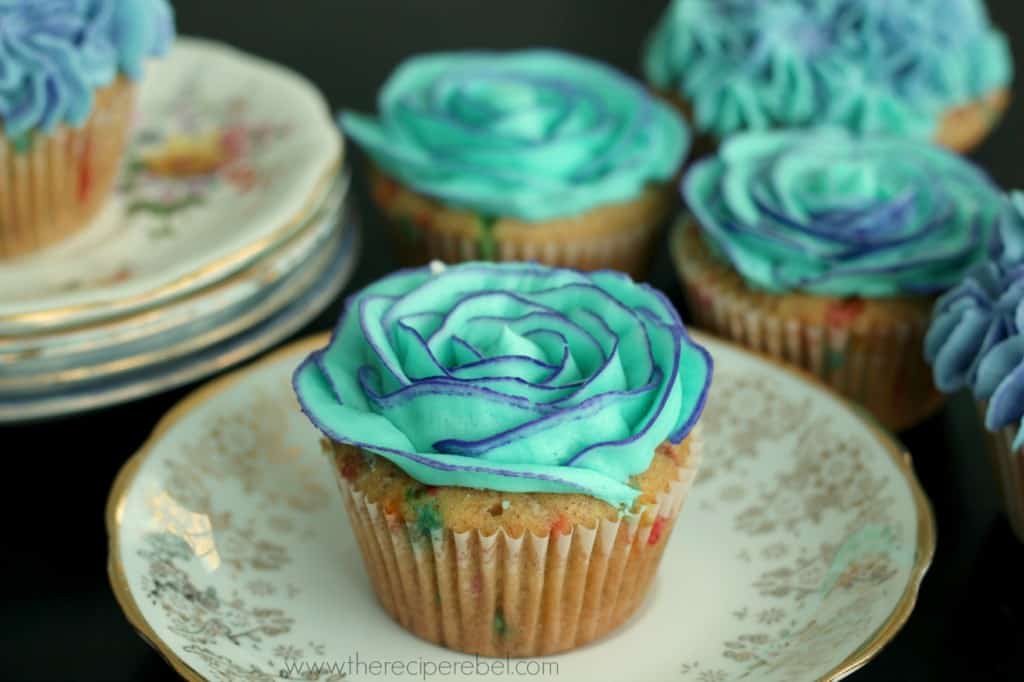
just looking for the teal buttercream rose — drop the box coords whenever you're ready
[293,262,712,508]
[340,50,689,222]
[644,0,1012,139]
[683,128,1003,297]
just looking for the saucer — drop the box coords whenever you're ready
[0,174,349,382]
[0,208,358,423]
[0,38,342,334]
[107,333,935,682]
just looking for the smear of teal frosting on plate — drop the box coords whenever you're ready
[644,0,1012,139]
[292,262,712,508]
[683,128,1003,297]
[340,50,690,222]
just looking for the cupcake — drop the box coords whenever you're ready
[672,128,1002,432]
[293,261,712,656]
[0,0,175,260]
[340,50,690,278]
[926,193,1024,540]
[644,0,1012,153]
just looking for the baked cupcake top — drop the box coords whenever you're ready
[293,261,712,508]
[682,128,1003,297]
[340,50,689,222]
[0,0,175,139]
[927,193,1024,447]
[644,0,1012,139]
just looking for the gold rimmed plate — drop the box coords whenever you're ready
[0,38,342,334]
[0,173,349,379]
[0,209,359,423]
[106,332,935,681]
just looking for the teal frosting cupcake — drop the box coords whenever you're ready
[293,261,712,508]
[925,193,1024,541]
[341,49,689,222]
[683,128,1004,297]
[645,0,1012,140]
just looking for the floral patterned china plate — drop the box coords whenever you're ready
[0,174,348,381]
[106,333,935,682]
[0,210,359,424]
[0,38,342,334]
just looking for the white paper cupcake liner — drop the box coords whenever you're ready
[333,431,702,657]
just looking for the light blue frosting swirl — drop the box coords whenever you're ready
[644,0,1012,139]
[341,50,689,222]
[0,0,175,138]
[926,192,1024,449]
[683,128,1003,297]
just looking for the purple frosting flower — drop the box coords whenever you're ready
[292,262,713,507]
[926,192,1024,448]
[0,0,175,137]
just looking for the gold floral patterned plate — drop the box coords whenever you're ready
[0,37,341,334]
[107,333,935,682]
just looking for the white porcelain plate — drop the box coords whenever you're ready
[0,37,341,333]
[0,210,359,424]
[107,334,935,682]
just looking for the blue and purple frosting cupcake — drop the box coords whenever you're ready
[644,0,1012,152]
[340,49,690,277]
[0,0,175,259]
[293,260,712,655]
[926,193,1024,539]
[672,127,1003,430]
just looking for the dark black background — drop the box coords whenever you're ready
[4,1,1024,680]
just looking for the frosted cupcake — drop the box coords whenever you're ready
[341,50,690,278]
[644,0,1012,152]
[293,261,712,656]
[926,193,1024,540]
[673,128,1002,431]
[0,0,175,260]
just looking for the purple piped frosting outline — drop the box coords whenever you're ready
[292,262,712,506]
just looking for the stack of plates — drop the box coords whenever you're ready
[0,39,359,423]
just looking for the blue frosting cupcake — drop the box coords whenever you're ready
[644,0,1012,151]
[0,0,175,259]
[926,193,1024,540]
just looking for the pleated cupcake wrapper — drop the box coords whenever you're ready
[334,437,701,657]
[0,79,135,260]
[978,402,1024,544]
[386,216,661,280]
[677,264,942,432]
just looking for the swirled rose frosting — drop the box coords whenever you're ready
[927,192,1024,449]
[293,262,712,507]
[682,128,1002,297]
[0,0,175,137]
[644,0,1012,138]
[340,50,689,222]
